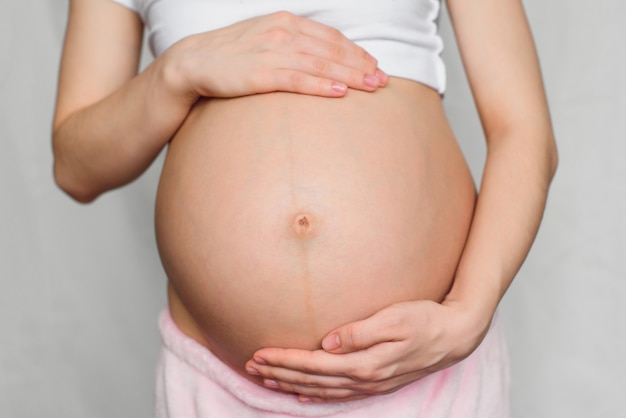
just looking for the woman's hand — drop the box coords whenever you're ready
[245,299,492,403]
[161,11,387,100]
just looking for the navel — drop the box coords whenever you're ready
[292,213,317,238]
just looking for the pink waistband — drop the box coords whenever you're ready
[156,309,510,418]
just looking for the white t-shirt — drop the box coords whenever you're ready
[112,0,446,93]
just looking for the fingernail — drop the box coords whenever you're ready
[246,366,260,375]
[299,396,312,403]
[364,74,381,88]
[331,82,347,94]
[264,379,280,388]
[322,333,341,351]
[254,357,267,365]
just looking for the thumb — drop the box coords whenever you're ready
[322,310,396,354]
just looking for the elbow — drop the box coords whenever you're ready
[53,162,100,204]
[51,117,110,203]
[52,130,102,204]
[52,147,101,203]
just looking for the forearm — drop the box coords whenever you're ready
[444,128,558,322]
[52,57,195,203]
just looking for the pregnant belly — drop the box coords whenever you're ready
[155,79,476,378]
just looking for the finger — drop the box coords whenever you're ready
[253,49,381,95]
[284,12,390,87]
[375,68,389,87]
[257,12,384,94]
[296,371,427,402]
[257,369,377,401]
[252,365,364,400]
[263,375,359,399]
[322,307,404,354]
[248,359,356,388]
[289,54,381,91]
[250,345,407,384]
[291,35,378,76]
[250,347,375,378]
[280,384,359,400]
[289,13,377,64]
[254,68,349,97]
[267,369,422,401]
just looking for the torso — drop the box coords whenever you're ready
[155,78,476,383]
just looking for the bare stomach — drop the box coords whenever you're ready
[155,78,476,382]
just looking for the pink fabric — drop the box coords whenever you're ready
[155,310,510,417]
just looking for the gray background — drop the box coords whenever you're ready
[1,1,624,417]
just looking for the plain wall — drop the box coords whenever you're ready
[1,1,624,417]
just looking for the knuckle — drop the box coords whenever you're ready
[288,71,307,90]
[362,379,396,396]
[275,381,291,392]
[311,58,330,76]
[317,78,329,95]
[263,27,292,43]
[346,69,366,87]
[299,373,319,387]
[250,71,272,93]
[325,27,344,42]
[270,10,297,25]
[345,325,364,347]
[364,60,378,75]
[316,388,333,399]
[347,366,375,382]
[327,42,345,61]
[301,361,322,376]
[372,366,395,384]
[353,362,395,383]
[383,308,407,332]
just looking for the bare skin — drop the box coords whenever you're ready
[155,79,476,382]
[245,0,558,402]
[53,0,557,404]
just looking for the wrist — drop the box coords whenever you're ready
[442,275,503,337]
[153,47,200,106]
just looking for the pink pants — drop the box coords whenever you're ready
[155,310,510,417]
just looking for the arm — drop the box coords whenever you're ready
[53,0,190,202]
[442,0,558,333]
[53,1,387,203]
[247,0,557,401]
